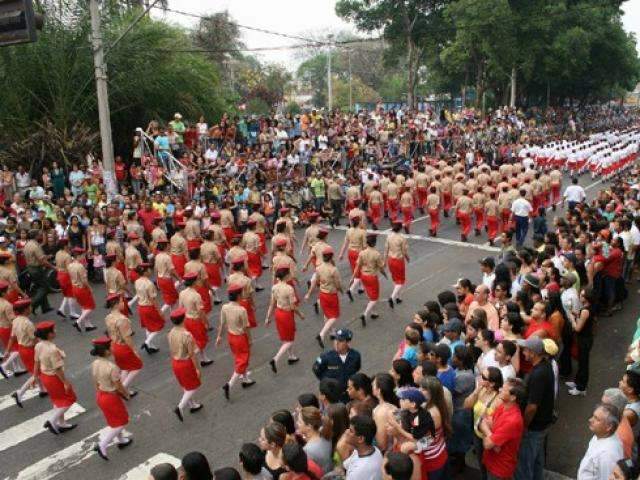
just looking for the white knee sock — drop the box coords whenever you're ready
[1,351,19,371]
[16,376,33,400]
[228,372,240,388]
[364,300,377,317]
[160,304,170,315]
[198,350,211,362]
[350,278,362,294]
[319,318,338,340]
[391,284,402,301]
[98,426,124,455]
[145,331,160,348]
[50,406,70,427]
[58,297,68,314]
[69,298,81,317]
[122,370,140,389]
[178,389,196,411]
[274,342,292,364]
[211,288,220,301]
[128,295,138,309]
[77,309,94,328]
[309,272,317,286]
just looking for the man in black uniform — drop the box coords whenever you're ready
[312,329,361,401]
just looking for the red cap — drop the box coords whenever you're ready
[72,247,85,254]
[156,239,168,245]
[183,271,198,281]
[231,257,246,266]
[58,238,69,245]
[322,246,334,255]
[318,226,329,235]
[127,232,139,240]
[91,336,111,346]
[247,219,257,226]
[175,221,186,228]
[0,280,9,290]
[106,292,120,303]
[105,253,117,261]
[227,284,243,294]
[210,211,221,219]
[279,207,289,214]
[274,238,287,247]
[170,307,186,320]
[35,321,55,331]
[13,298,31,309]
[275,266,290,274]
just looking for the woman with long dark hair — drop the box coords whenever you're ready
[372,372,399,452]
[566,287,596,396]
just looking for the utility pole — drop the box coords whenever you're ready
[89,0,116,196]
[327,33,333,111]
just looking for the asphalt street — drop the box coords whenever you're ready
[0,173,630,479]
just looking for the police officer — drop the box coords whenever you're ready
[23,229,53,314]
[312,329,361,401]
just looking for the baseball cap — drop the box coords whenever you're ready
[330,329,353,342]
[542,339,558,356]
[397,387,426,405]
[517,337,544,355]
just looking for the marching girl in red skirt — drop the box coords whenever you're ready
[54,239,80,320]
[201,229,223,305]
[179,272,214,367]
[227,259,257,329]
[33,321,78,435]
[0,251,23,304]
[68,248,98,333]
[104,253,132,317]
[385,221,409,308]
[353,234,388,328]
[105,293,143,396]
[170,221,188,278]
[90,337,134,460]
[134,263,165,355]
[154,240,181,314]
[305,246,343,350]
[168,307,203,422]
[217,284,255,400]
[0,280,27,376]
[265,267,303,374]
[243,219,265,290]
[338,216,366,301]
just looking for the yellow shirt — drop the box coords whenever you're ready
[153,202,167,216]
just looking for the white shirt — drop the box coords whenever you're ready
[564,185,586,203]
[499,364,517,382]
[511,198,532,217]
[482,272,496,290]
[477,349,499,373]
[577,434,623,480]
[344,447,383,480]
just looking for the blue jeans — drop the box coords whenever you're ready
[514,215,529,246]
[514,428,548,480]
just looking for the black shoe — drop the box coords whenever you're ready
[396,298,402,304]
[552,205,557,211]
[11,392,22,408]
[57,310,67,319]
[85,326,97,332]
[313,302,319,315]
[127,390,138,399]
[388,298,394,309]
[189,404,203,414]
[432,231,437,237]
[269,359,277,374]
[93,444,109,461]
[41,307,53,315]
[475,229,481,237]
[214,300,222,305]
[287,357,300,365]
[0,366,8,379]
[444,211,449,218]
[44,420,59,435]
[70,314,80,320]
[360,314,367,327]
[174,406,184,422]
[488,239,494,246]
[315,334,325,349]
[241,380,256,389]
[13,369,28,377]
[404,227,410,234]
[371,313,379,319]
[461,235,467,242]
[58,424,77,433]
[72,322,82,333]
[255,287,265,292]
[222,383,230,400]
[358,289,364,295]
[117,438,133,449]
[38,391,49,398]
[347,290,354,302]
[200,359,214,367]
[306,280,311,290]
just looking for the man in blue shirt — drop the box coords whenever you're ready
[312,329,361,401]
[442,319,465,359]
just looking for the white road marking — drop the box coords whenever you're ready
[0,389,39,412]
[0,402,86,453]
[118,453,182,480]
[8,428,105,480]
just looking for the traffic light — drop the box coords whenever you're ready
[0,0,44,47]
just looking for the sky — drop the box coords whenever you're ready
[155,0,640,69]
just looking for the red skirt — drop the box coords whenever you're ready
[17,344,34,373]
[187,239,202,251]
[157,276,179,305]
[223,227,236,245]
[247,251,262,279]
[319,291,340,319]
[96,390,128,427]
[137,304,165,332]
[275,308,296,342]
[348,249,360,277]
[172,358,201,391]
[360,273,380,301]
[127,269,140,283]
[217,244,227,261]
[0,326,17,351]
[171,254,186,278]
[41,373,77,408]
[56,271,73,297]
[204,262,222,288]
[228,332,250,374]
[258,232,267,255]
[238,298,257,328]
[388,257,406,285]
[72,285,95,310]
[6,289,20,304]
[195,284,212,314]
[116,261,127,282]
[185,317,208,350]
[111,342,143,371]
